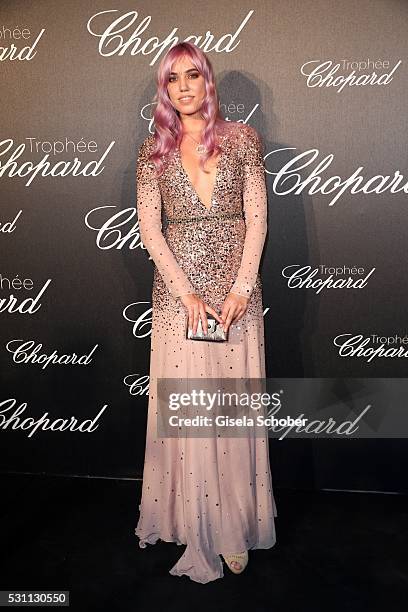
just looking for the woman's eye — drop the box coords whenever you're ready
[168,72,199,82]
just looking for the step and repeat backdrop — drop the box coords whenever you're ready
[1,0,407,492]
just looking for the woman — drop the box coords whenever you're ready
[134,41,277,584]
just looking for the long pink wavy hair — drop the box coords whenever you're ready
[148,41,232,176]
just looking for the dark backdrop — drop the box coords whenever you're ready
[1,0,407,493]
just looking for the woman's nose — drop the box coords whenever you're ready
[178,77,188,92]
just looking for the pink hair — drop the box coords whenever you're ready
[148,41,233,176]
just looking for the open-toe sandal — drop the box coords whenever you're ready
[221,550,248,574]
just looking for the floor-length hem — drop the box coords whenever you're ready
[135,503,278,584]
[134,531,278,584]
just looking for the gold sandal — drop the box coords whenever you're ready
[221,550,248,574]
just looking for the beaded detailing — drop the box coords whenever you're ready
[134,123,276,585]
[166,211,244,224]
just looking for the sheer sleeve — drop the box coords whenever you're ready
[136,137,196,300]
[230,125,268,299]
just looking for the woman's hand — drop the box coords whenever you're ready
[221,292,249,334]
[180,293,223,336]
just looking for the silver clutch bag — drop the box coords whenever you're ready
[186,316,228,342]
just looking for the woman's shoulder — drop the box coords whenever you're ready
[137,133,157,170]
[222,121,262,149]
[138,133,156,156]
[238,122,262,145]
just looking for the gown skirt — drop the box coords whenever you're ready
[134,122,278,583]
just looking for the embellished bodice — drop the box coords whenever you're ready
[136,122,268,306]
[156,128,245,220]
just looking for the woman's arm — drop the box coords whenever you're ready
[136,137,196,300]
[230,125,268,299]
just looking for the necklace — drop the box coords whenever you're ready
[184,131,208,155]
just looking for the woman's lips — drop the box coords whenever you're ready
[179,96,194,103]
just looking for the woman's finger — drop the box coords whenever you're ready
[232,307,247,323]
[199,305,208,334]
[223,306,237,334]
[192,304,201,335]
[206,305,223,324]
[187,306,194,334]
[220,301,232,324]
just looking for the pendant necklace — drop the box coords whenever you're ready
[184,131,208,155]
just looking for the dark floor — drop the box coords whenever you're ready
[0,473,407,611]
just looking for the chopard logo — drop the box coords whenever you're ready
[334,333,408,362]
[264,147,408,207]
[282,265,375,294]
[0,398,107,438]
[0,26,45,61]
[87,9,255,64]
[0,139,115,187]
[301,59,402,91]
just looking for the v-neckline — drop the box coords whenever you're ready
[176,142,223,213]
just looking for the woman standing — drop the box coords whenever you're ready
[135,41,277,584]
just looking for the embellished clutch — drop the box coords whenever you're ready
[186,316,228,342]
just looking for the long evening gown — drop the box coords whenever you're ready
[134,121,277,583]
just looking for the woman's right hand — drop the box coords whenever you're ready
[180,293,224,336]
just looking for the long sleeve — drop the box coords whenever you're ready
[136,137,196,300]
[230,126,268,299]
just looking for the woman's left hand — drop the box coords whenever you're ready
[220,292,249,334]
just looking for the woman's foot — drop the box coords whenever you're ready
[221,550,248,574]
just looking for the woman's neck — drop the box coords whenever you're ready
[180,115,206,135]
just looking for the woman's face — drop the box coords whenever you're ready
[167,55,206,119]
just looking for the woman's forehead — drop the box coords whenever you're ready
[170,55,198,73]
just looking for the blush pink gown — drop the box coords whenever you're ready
[134,122,277,583]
